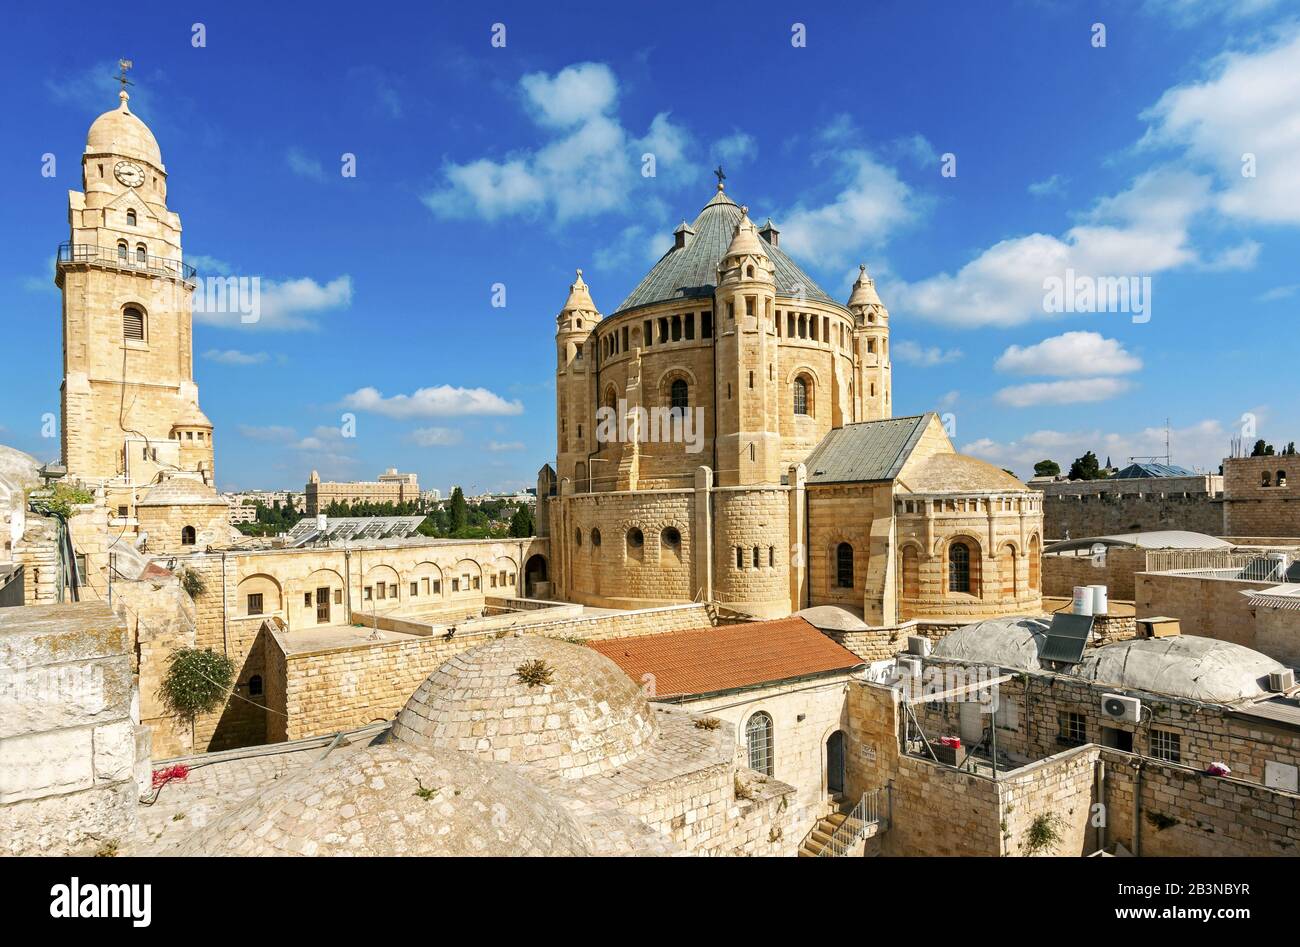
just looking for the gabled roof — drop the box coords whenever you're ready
[612,188,840,316]
[588,617,861,699]
[803,414,934,484]
[1113,462,1198,479]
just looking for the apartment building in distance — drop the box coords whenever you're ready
[305,467,421,514]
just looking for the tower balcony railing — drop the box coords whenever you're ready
[56,242,197,284]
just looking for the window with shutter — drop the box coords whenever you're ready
[123,307,145,341]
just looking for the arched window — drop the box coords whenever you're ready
[136,244,147,263]
[1263,471,1272,487]
[752,545,760,568]
[247,675,263,697]
[836,542,854,588]
[1029,535,1041,591]
[626,527,643,548]
[746,265,755,278]
[793,377,809,416]
[181,525,196,546]
[591,527,602,547]
[123,306,145,341]
[948,541,971,593]
[603,386,618,411]
[901,545,920,600]
[574,528,583,546]
[1278,470,1288,487]
[116,241,128,261]
[661,526,681,550]
[670,378,688,412]
[126,209,136,226]
[746,712,774,776]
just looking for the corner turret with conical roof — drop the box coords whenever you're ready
[555,269,602,489]
[847,264,891,421]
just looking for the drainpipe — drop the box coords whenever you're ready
[1132,758,1143,856]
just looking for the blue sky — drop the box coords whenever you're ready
[3,0,1298,491]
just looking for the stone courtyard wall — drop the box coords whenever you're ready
[1135,570,1275,652]
[1043,545,1148,600]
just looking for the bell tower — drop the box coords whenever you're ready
[848,264,891,421]
[57,67,213,511]
[555,269,601,488]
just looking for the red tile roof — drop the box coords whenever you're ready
[589,617,862,698]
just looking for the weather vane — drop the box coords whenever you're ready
[115,59,134,92]
[713,164,726,187]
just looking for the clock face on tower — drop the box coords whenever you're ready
[114,160,145,187]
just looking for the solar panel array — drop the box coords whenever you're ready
[1039,613,1094,666]
[284,515,427,546]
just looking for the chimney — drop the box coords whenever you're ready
[758,218,780,248]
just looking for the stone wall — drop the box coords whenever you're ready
[0,602,148,855]
[997,746,1098,856]
[821,619,965,663]
[1135,570,1275,651]
[1043,546,1147,600]
[1224,456,1300,538]
[1034,475,1223,540]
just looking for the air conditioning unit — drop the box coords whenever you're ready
[896,655,922,679]
[1101,693,1142,723]
[1269,669,1296,693]
[907,635,932,656]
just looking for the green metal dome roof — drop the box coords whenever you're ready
[612,187,841,316]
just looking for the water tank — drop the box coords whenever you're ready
[1089,584,1109,616]
[1072,586,1094,616]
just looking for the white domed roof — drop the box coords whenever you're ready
[795,605,870,633]
[169,742,595,856]
[392,636,657,779]
[932,617,1050,671]
[138,476,226,507]
[1078,636,1287,703]
[86,92,162,168]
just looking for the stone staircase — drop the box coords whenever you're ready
[798,810,849,858]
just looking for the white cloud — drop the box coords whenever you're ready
[1143,0,1280,27]
[592,224,666,272]
[1199,239,1260,271]
[889,167,1212,327]
[423,62,693,223]
[1028,173,1068,197]
[486,440,525,452]
[995,332,1142,377]
[186,254,234,275]
[1257,284,1299,302]
[712,131,758,166]
[937,390,960,410]
[408,427,463,447]
[994,377,1133,408]
[286,148,327,182]
[893,340,963,367]
[1141,29,1300,224]
[203,348,269,366]
[961,417,1232,478]
[342,385,523,418]
[779,149,922,267]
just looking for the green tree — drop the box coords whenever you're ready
[1068,451,1102,481]
[508,504,534,538]
[1033,459,1060,478]
[1252,439,1276,457]
[449,486,468,533]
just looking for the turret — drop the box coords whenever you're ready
[848,264,891,421]
[555,269,601,487]
[714,206,781,485]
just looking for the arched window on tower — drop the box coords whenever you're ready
[123,306,145,341]
[181,526,196,546]
[949,541,971,594]
[117,242,128,261]
[670,378,688,414]
[746,712,774,776]
[126,209,136,226]
[836,542,854,588]
[793,377,809,416]
[136,244,147,264]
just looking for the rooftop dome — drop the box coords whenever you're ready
[1077,636,1287,704]
[723,208,767,260]
[172,402,213,429]
[931,617,1049,671]
[794,605,870,633]
[900,452,1027,494]
[392,636,657,779]
[168,742,596,856]
[137,476,226,507]
[560,268,597,314]
[613,186,840,316]
[85,91,163,168]
[848,264,883,309]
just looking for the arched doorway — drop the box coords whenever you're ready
[826,730,845,796]
[524,554,549,598]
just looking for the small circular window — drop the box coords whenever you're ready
[591,528,602,547]
[627,527,644,548]
[662,527,681,549]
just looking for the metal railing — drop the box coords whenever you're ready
[1146,548,1299,581]
[818,787,889,857]
[57,241,197,283]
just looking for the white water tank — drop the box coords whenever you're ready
[1089,584,1109,616]
[1072,586,1094,616]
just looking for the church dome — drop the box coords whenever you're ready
[723,209,767,261]
[172,402,213,429]
[900,452,1028,494]
[848,264,884,309]
[392,636,657,779]
[1077,636,1287,703]
[137,476,226,507]
[86,91,163,168]
[612,185,841,316]
[168,742,596,856]
[560,269,597,314]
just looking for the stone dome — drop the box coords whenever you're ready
[172,402,213,429]
[901,452,1027,494]
[137,476,226,507]
[795,605,870,633]
[86,92,163,168]
[168,742,595,856]
[392,636,657,779]
[848,264,884,309]
[1077,636,1288,703]
[932,617,1050,671]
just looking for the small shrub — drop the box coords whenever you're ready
[768,826,784,843]
[27,483,95,519]
[694,717,722,731]
[1024,812,1065,855]
[1146,811,1180,831]
[158,648,235,721]
[177,567,206,599]
[515,659,554,688]
[414,779,440,800]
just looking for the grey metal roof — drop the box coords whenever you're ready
[804,414,933,484]
[284,515,426,547]
[1044,530,1233,555]
[1228,697,1300,730]
[1113,462,1198,479]
[613,189,840,316]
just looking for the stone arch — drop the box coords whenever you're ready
[1028,533,1041,592]
[298,568,346,627]
[898,542,922,601]
[409,560,444,600]
[363,564,401,606]
[744,709,775,776]
[451,558,484,595]
[997,542,1018,598]
[945,535,982,596]
[524,553,549,597]
[237,572,282,616]
[489,555,519,593]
